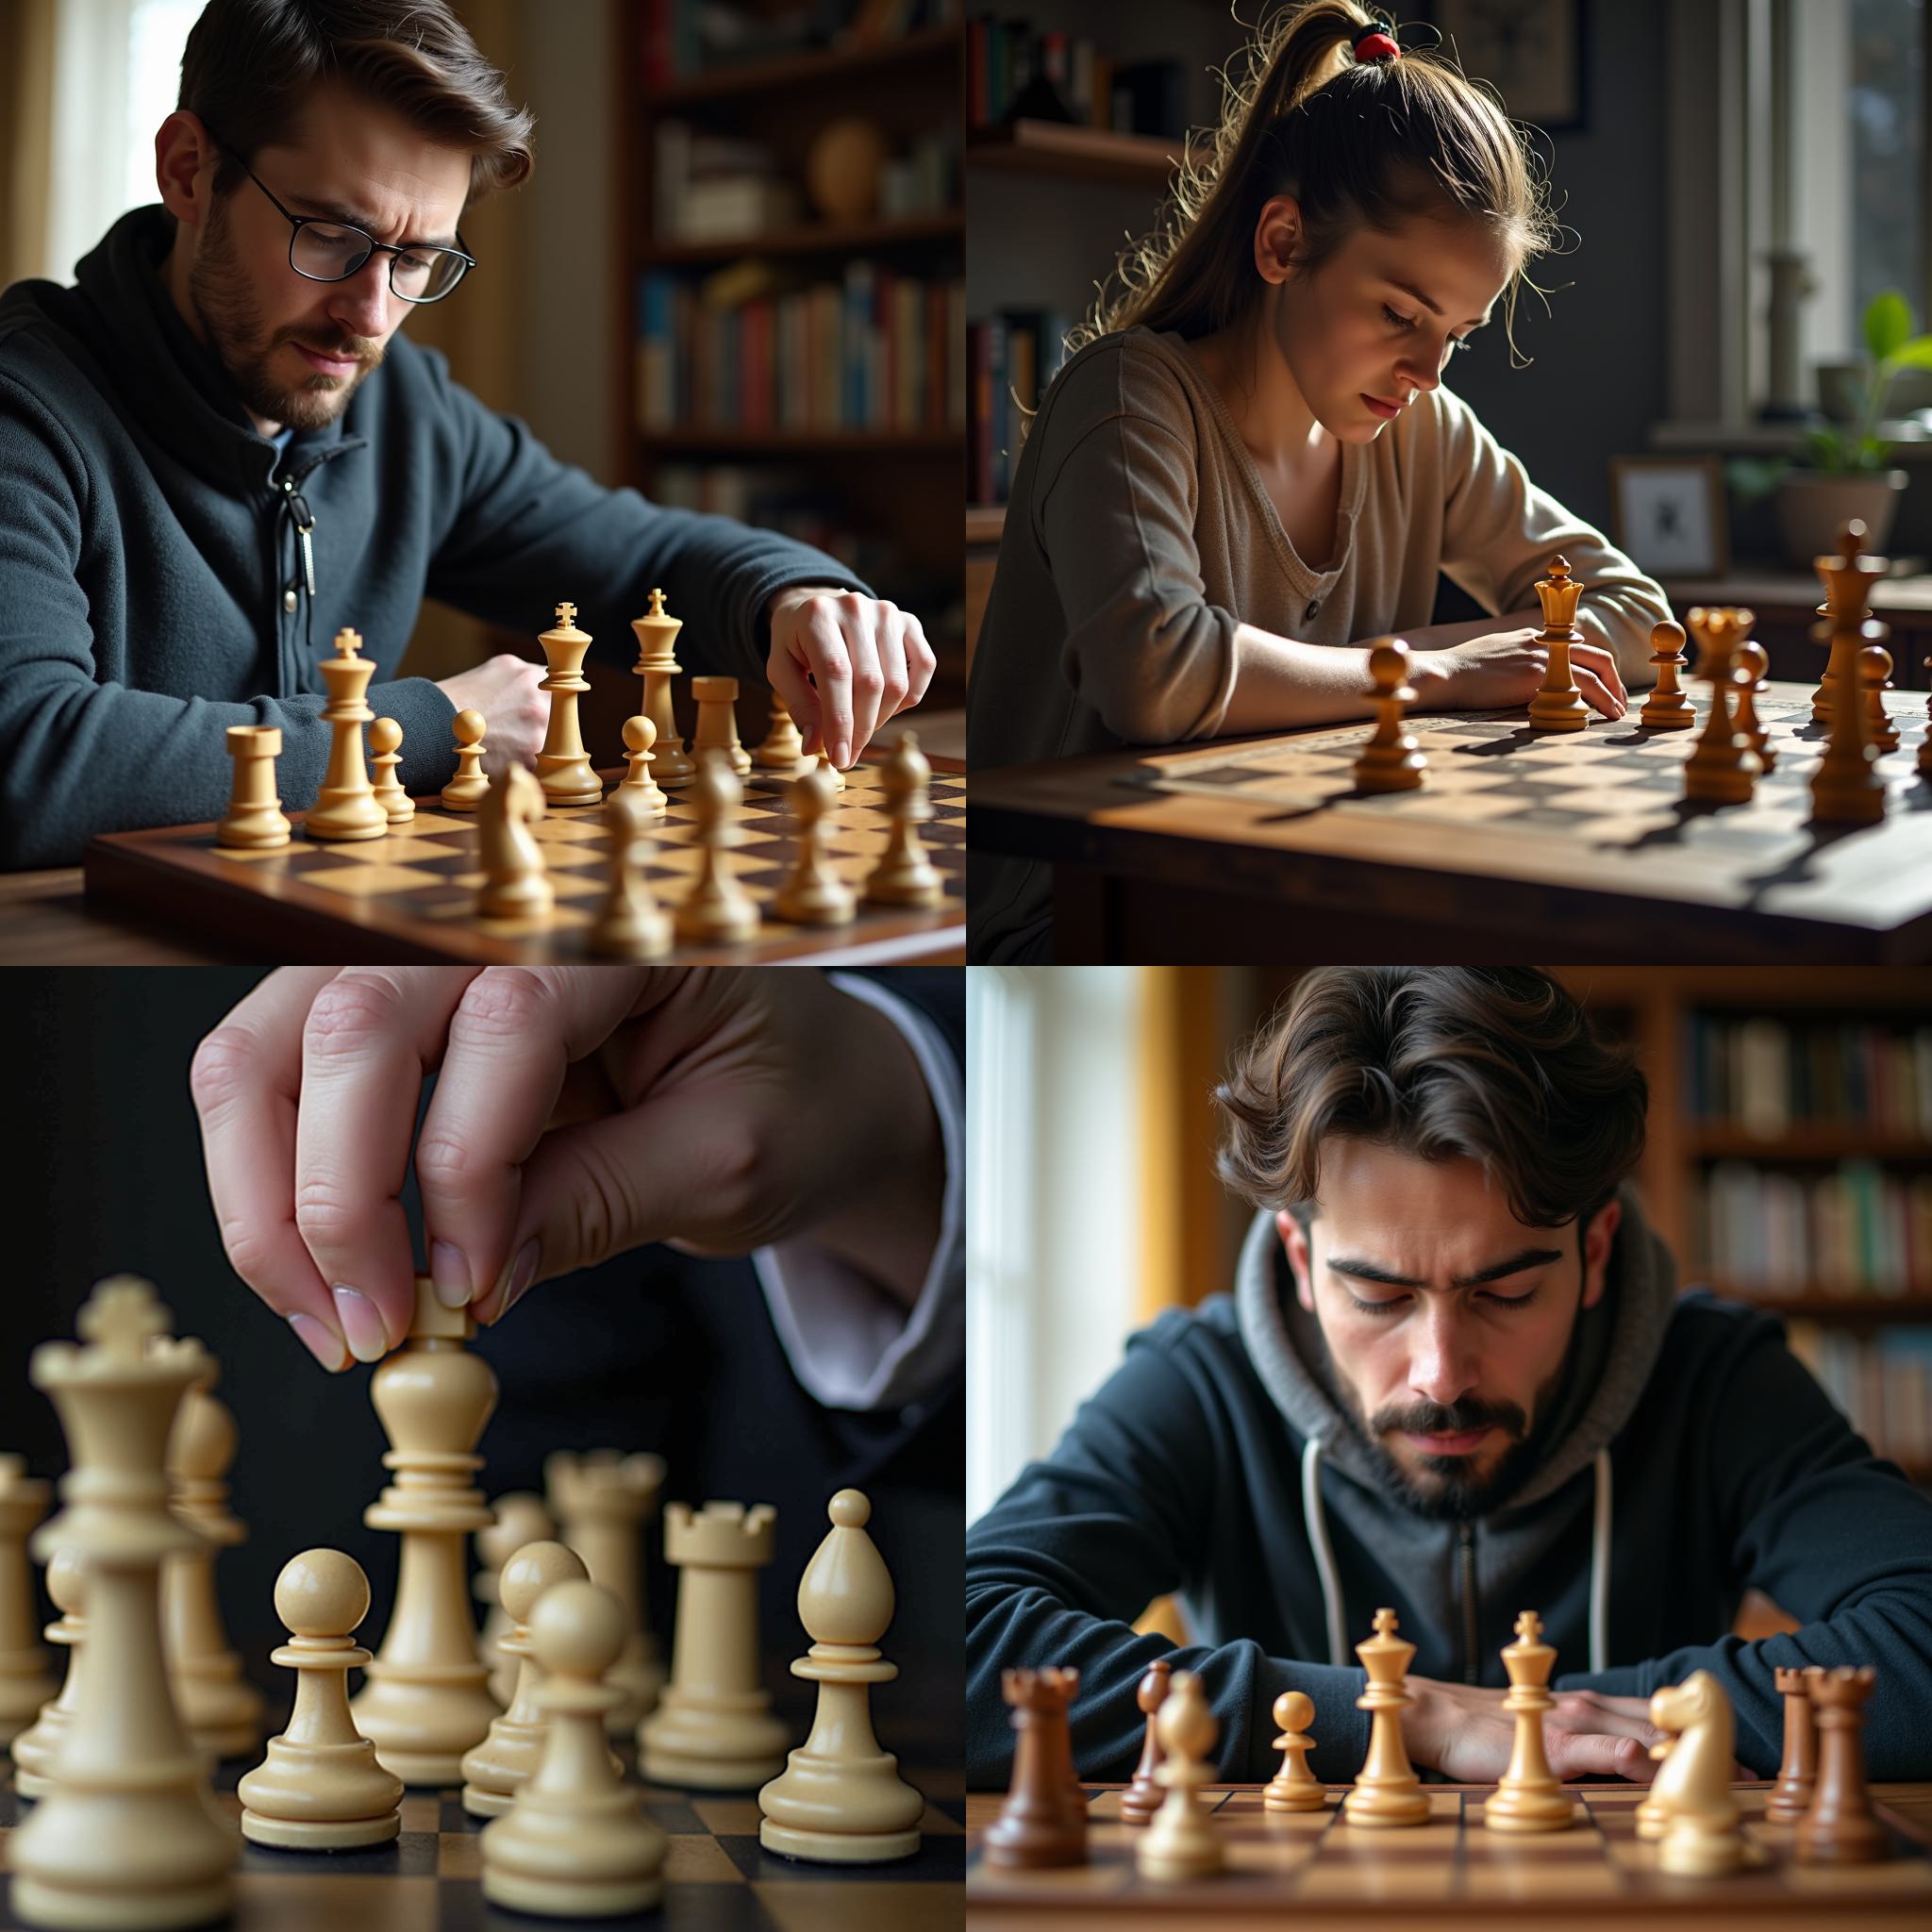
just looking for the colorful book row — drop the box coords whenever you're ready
[1697,1159,1932,1297]
[1684,1014,1932,1138]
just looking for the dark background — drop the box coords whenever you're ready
[0,968,962,1768]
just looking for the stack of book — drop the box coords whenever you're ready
[1697,1159,1932,1296]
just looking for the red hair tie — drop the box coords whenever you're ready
[1353,25,1401,61]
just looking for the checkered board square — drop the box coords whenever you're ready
[0,1749,966,1932]
[1107,693,1932,905]
[82,760,967,966]
[966,1781,1932,1922]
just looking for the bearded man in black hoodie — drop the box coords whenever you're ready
[967,967,1932,1789]
[0,0,933,867]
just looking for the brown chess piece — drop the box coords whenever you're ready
[1733,638,1776,772]
[1808,525,1888,826]
[1638,619,1695,729]
[1863,643,1901,752]
[1920,653,1932,781]
[1794,1665,1888,1863]
[1119,1658,1171,1826]
[981,1667,1086,1868]
[1681,608,1761,806]
[1766,1664,1824,1824]
[1353,640,1426,792]
[1526,554,1591,733]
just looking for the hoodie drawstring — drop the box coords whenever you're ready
[1298,1438,1614,1675]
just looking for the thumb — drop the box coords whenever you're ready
[470,1084,787,1324]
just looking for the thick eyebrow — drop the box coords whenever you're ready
[288,192,458,250]
[1326,1245,1565,1289]
[1387,278,1491,329]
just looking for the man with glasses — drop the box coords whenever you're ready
[0,0,937,868]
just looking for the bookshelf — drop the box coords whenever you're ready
[615,3,969,708]
[1549,967,1932,1489]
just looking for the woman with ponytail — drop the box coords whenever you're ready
[969,2,1673,963]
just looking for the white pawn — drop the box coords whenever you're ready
[774,758,856,925]
[239,1549,404,1848]
[1136,1669,1223,1880]
[863,733,943,908]
[476,1492,557,1707]
[481,1581,666,1918]
[758,1491,924,1863]
[675,758,760,943]
[619,715,668,816]
[10,1549,85,1800]
[369,716,415,824]
[462,1540,591,1817]
[441,708,491,810]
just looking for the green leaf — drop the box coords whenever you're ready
[1865,290,1913,363]
[1802,425,1850,471]
[1889,336,1932,372]
[1856,435,1890,469]
[1725,456,1789,502]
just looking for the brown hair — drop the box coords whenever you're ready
[1213,968,1646,1231]
[1067,1,1562,365]
[177,0,535,203]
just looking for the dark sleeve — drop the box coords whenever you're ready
[0,374,452,868]
[966,1324,1370,1789]
[418,350,873,685]
[1556,1322,1932,1778]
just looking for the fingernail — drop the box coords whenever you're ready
[331,1285,390,1363]
[429,1240,473,1307]
[289,1313,348,1373]
[497,1239,540,1320]
[834,738,851,768]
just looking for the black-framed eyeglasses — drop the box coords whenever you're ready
[217,142,475,304]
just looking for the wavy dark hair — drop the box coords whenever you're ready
[178,0,536,203]
[1213,967,1646,1232]
[1067,0,1563,366]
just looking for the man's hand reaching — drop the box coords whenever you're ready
[189,967,943,1372]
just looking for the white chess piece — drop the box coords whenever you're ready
[758,1491,924,1862]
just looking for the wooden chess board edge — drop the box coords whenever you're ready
[81,755,967,966]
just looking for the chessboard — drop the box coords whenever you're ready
[966,1780,1932,1928]
[968,683,1932,961]
[0,1742,966,1932]
[79,754,966,965]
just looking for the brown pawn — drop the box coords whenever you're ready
[1766,1664,1824,1824]
[1353,641,1426,793]
[1263,1690,1325,1812]
[1734,638,1776,772]
[1638,620,1695,729]
[1794,1665,1888,1863]
[1119,1658,1170,1825]
[1863,643,1901,753]
[981,1667,1086,1869]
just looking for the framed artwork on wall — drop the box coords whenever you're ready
[1424,0,1586,134]
[1607,455,1730,577]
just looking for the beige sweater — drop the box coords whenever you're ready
[967,325,1673,961]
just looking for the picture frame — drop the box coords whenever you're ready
[1424,0,1587,134]
[1607,455,1730,579]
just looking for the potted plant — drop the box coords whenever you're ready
[1728,289,1932,566]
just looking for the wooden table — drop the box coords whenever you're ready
[967,1781,1932,1928]
[969,682,1932,963]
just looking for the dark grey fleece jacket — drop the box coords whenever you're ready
[966,1188,1932,1786]
[0,206,871,868]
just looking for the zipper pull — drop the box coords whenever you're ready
[290,491,317,598]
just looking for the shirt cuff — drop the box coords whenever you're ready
[751,974,963,1412]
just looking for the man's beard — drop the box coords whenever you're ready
[1316,1322,1581,1523]
[189,199,383,432]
